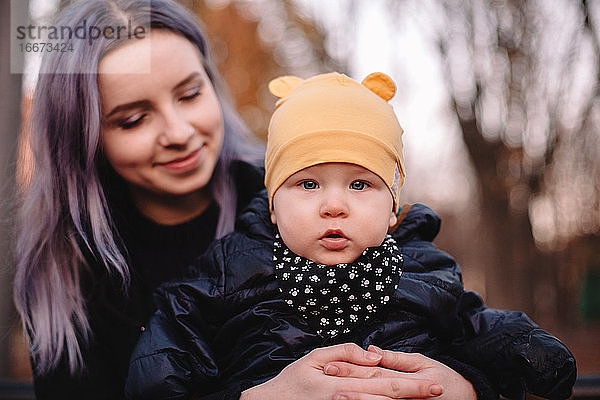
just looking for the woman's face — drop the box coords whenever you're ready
[98,30,224,201]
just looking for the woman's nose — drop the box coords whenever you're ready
[158,106,194,146]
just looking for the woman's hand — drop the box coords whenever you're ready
[240,343,443,400]
[322,346,476,400]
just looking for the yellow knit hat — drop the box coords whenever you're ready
[265,72,405,212]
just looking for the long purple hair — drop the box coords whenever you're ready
[14,0,262,375]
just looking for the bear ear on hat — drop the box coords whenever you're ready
[269,76,304,98]
[361,72,396,102]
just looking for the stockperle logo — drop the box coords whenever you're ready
[10,0,150,74]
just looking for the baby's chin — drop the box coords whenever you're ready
[308,252,361,266]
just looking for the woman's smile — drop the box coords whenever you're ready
[156,145,205,173]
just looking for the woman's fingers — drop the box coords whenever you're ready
[334,376,443,399]
[362,347,476,400]
[368,345,427,373]
[323,351,444,399]
[307,343,383,367]
[325,362,398,379]
[332,393,394,400]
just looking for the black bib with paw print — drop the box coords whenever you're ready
[273,233,402,339]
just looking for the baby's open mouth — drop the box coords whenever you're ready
[321,229,347,240]
[320,229,349,251]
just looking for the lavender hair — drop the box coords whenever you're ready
[13,0,262,375]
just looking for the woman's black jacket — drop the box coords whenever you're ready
[126,191,576,400]
[31,161,265,400]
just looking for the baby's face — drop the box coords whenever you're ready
[271,163,397,266]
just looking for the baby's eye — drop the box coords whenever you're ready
[299,180,319,190]
[350,180,369,190]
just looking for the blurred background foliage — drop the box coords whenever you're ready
[1,0,598,389]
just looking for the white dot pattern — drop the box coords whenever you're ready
[274,234,402,339]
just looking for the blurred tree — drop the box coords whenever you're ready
[434,0,600,322]
[179,0,343,141]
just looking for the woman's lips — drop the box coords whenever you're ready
[320,229,349,251]
[157,147,204,173]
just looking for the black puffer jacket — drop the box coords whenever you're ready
[125,191,576,400]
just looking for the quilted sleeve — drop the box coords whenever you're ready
[448,291,577,400]
[125,244,229,400]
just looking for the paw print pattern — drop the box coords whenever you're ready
[324,329,338,337]
[273,233,403,340]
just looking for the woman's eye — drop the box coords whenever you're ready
[350,180,369,190]
[300,180,318,190]
[180,87,201,101]
[119,113,146,129]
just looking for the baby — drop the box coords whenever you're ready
[126,72,575,400]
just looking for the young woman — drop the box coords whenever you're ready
[14,1,494,399]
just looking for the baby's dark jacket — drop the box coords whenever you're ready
[125,190,576,400]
